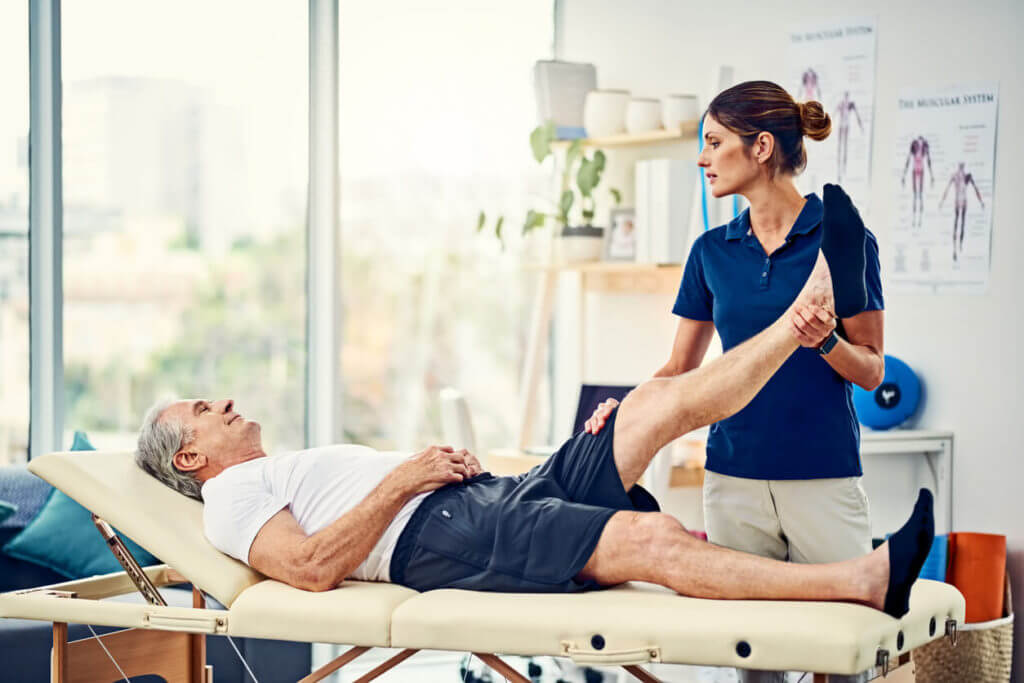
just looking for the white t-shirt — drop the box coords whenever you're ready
[201,445,427,582]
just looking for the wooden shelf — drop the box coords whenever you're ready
[524,261,680,273]
[552,121,699,149]
[523,262,681,294]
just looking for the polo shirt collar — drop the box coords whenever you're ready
[724,193,823,241]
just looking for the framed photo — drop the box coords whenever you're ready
[605,207,636,261]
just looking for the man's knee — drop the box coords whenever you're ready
[632,512,687,547]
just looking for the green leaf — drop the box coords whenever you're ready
[495,216,504,240]
[523,209,547,234]
[565,139,583,168]
[529,121,556,164]
[576,156,598,197]
[558,190,574,224]
[609,188,622,205]
[476,211,486,232]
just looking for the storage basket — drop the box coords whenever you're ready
[914,571,1013,682]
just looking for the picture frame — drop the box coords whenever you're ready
[605,207,636,261]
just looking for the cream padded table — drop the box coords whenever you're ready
[0,452,965,682]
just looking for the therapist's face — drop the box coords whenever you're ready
[162,398,264,481]
[696,115,762,198]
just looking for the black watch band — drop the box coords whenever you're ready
[818,331,839,356]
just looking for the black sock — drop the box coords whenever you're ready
[884,488,935,618]
[821,184,868,318]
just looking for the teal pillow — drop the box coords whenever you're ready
[2,431,160,579]
[0,500,15,525]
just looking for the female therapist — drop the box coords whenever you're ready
[585,81,885,683]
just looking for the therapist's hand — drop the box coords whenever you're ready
[584,398,619,434]
[789,304,836,349]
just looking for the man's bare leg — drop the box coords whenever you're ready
[609,251,834,491]
[578,487,934,618]
[578,511,885,606]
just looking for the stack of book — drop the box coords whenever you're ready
[635,159,698,264]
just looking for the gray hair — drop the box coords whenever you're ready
[134,398,203,501]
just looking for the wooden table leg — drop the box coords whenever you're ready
[51,622,68,683]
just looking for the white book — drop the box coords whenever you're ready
[643,160,697,265]
[635,161,652,263]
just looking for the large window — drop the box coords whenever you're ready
[0,2,30,464]
[61,2,308,452]
[338,0,554,452]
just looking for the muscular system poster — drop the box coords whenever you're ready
[889,83,998,293]
[785,17,877,211]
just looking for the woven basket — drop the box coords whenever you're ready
[914,572,1014,682]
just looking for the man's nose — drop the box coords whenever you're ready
[218,399,234,414]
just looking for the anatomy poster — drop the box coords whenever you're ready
[785,17,877,209]
[890,83,998,293]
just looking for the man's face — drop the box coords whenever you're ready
[162,398,264,480]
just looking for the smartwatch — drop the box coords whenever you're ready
[817,331,839,356]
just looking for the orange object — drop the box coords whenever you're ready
[947,532,1007,623]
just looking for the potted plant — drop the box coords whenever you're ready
[478,120,620,261]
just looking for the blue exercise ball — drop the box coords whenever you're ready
[853,355,921,430]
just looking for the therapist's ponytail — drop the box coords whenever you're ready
[705,80,831,177]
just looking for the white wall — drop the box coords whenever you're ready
[559,0,1024,676]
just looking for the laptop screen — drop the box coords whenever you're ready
[572,384,635,436]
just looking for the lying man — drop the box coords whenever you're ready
[135,187,933,618]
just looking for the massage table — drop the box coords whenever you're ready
[1,451,965,682]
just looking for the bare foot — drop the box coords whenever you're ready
[792,250,836,316]
[862,543,891,611]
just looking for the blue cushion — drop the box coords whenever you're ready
[2,432,160,579]
[0,464,53,529]
[0,500,14,525]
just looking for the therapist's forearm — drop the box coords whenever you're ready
[823,338,884,390]
[654,361,698,378]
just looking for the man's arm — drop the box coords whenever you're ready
[248,446,477,591]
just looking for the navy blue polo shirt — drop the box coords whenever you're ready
[673,193,884,480]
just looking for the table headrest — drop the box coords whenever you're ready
[29,451,263,607]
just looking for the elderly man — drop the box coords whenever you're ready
[136,191,933,618]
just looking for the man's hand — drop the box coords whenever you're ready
[394,445,482,496]
[789,304,837,349]
[584,398,619,435]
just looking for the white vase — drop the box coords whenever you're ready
[626,98,663,134]
[557,225,604,263]
[662,94,699,130]
[583,89,630,138]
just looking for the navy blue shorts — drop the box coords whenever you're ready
[389,407,659,593]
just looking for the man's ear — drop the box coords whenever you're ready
[754,132,775,164]
[173,450,205,473]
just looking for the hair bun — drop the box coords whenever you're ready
[799,101,832,141]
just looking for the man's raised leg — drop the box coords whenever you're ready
[610,182,869,491]
[610,251,834,491]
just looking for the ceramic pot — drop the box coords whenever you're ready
[583,90,630,137]
[557,225,604,263]
[662,94,699,130]
[626,98,663,134]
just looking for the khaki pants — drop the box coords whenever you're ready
[703,471,873,683]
